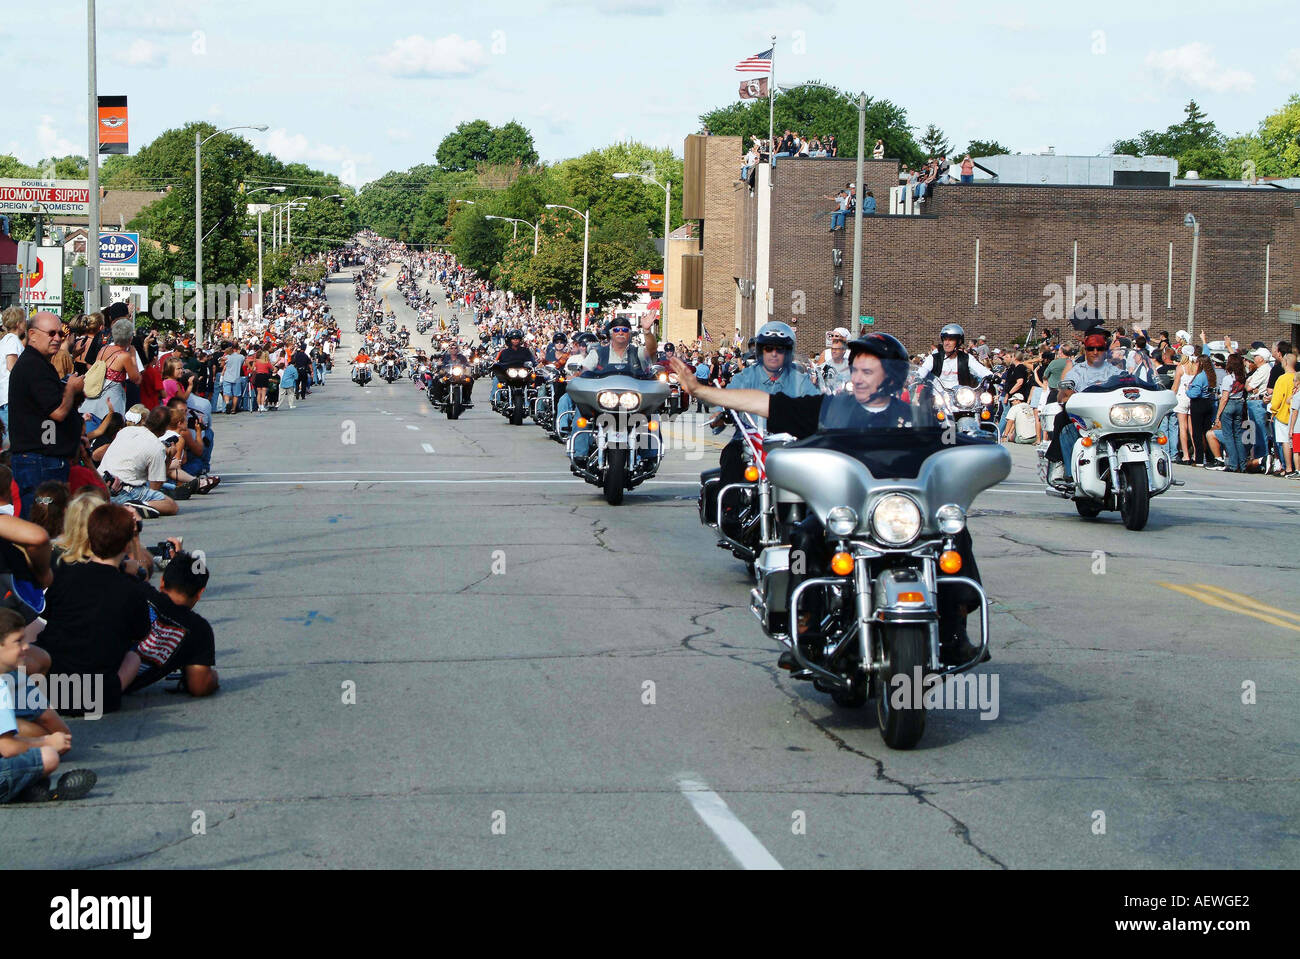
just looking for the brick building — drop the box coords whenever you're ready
[677,142,1300,356]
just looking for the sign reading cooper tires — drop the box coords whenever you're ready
[0,178,91,216]
[99,232,140,278]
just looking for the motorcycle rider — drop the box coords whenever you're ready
[915,322,993,389]
[561,316,659,460]
[351,347,372,385]
[544,332,569,365]
[1044,325,1126,485]
[433,340,474,404]
[493,329,535,369]
[712,322,819,535]
[668,333,988,667]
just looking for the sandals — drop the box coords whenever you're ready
[196,474,221,495]
[126,502,161,519]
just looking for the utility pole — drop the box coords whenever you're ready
[86,0,100,314]
[850,93,866,330]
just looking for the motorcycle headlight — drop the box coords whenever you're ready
[450,366,463,376]
[826,506,859,537]
[955,386,976,408]
[979,391,993,405]
[870,494,922,546]
[619,391,640,410]
[669,373,679,384]
[658,372,668,382]
[598,391,620,410]
[936,503,966,535]
[1110,403,1154,427]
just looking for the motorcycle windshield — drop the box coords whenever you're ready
[1079,373,1165,393]
[574,369,656,382]
[801,377,992,480]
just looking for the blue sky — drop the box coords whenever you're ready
[3,0,1297,187]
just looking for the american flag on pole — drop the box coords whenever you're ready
[701,326,713,342]
[735,47,773,73]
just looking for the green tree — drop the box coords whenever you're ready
[1258,94,1300,177]
[918,124,952,159]
[963,139,1010,158]
[700,84,923,165]
[450,210,507,277]
[435,120,538,172]
[1111,100,1226,176]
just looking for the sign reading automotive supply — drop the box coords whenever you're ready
[99,231,140,278]
[0,178,91,216]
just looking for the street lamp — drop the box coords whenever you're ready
[196,123,268,345]
[1184,213,1200,339]
[545,204,590,328]
[613,172,671,337]
[247,186,286,316]
[485,215,540,314]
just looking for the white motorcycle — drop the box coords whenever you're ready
[1038,375,1179,531]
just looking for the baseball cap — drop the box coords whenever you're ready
[1252,348,1271,360]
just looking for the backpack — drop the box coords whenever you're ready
[82,345,120,400]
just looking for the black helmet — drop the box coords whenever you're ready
[575,331,597,349]
[754,321,796,351]
[552,332,568,345]
[847,332,911,399]
[506,328,524,341]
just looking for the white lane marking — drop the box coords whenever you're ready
[677,778,782,870]
[984,489,1300,504]
[421,443,435,453]
[405,425,420,431]
[380,410,391,415]
[221,470,707,477]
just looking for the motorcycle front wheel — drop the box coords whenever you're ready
[1120,461,1150,531]
[603,447,627,505]
[1075,499,1104,518]
[876,624,927,749]
[447,404,461,420]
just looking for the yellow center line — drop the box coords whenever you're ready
[1192,583,1300,624]
[1157,582,1300,634]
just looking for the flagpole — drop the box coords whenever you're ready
[767,33,776,181]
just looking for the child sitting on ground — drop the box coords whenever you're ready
[0,608,97,802]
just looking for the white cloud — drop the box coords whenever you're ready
[102,1,200,34]
[374,34,488,78]
[1008,83,1045,103]
[115,39,168,69]
[1143,42,1254,94]
[386,128,413,142]
[260,129,374,188]
[1277,48,1300,84]
[36,116,79,158]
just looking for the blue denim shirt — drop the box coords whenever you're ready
[727,361,819,434]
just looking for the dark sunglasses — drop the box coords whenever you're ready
[1083,346,1106,352]
[610,326,630,333]
[760,344,785,353]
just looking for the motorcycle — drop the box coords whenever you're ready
[931,376,1000,438]
[429,361,474,420]
[380,358,400,383]
[1037,374,1179,531]
[654,367,690,417]
[747,380,1010,748]
[532,364,570,433]
[352,361,372,387]
[491,361,535,426]
[564,371,670,505]
[698,411,800,577]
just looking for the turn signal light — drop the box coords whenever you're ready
[648,421,658,432]
[576,417,588,428]
[1156,435,1167,446]
[939,550,962,574]
[980,410,991,420]
[830,552,854,576]
[897,592,924,604]
[936,411,946,421]
[1081,436,1094,448]
[744,466,759,482]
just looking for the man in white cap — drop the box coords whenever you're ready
[817,327,851,394]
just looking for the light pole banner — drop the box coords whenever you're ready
[97,95,129,155]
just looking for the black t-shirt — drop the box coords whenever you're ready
[769,393,921,438]
[8,346,83,457]
[1003,364,1031,400]
[37,561,151,712]
[1268,363,1284,389]
[126,587,216,693]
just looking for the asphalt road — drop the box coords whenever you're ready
[7,262,1296,870]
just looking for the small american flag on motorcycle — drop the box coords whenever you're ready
[736,412,766,468]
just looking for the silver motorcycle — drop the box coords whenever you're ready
[565,371,670,505]
[749,382,1010,748]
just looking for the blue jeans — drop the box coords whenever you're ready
[1060,424,1079,478]
[0,404,8,443]
[830,210,846,230]
[961,174,973,184]
[11,452,71,519]
[183,427,214,475]
[1221,398,1246,470]
[1246,399,1268,459]
[0,749,46,804]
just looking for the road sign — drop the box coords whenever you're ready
[0,178,91,216]
[585,302,599,308]
[173,280,197,290]
[860,315,875,326]
[16,241,37,275]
